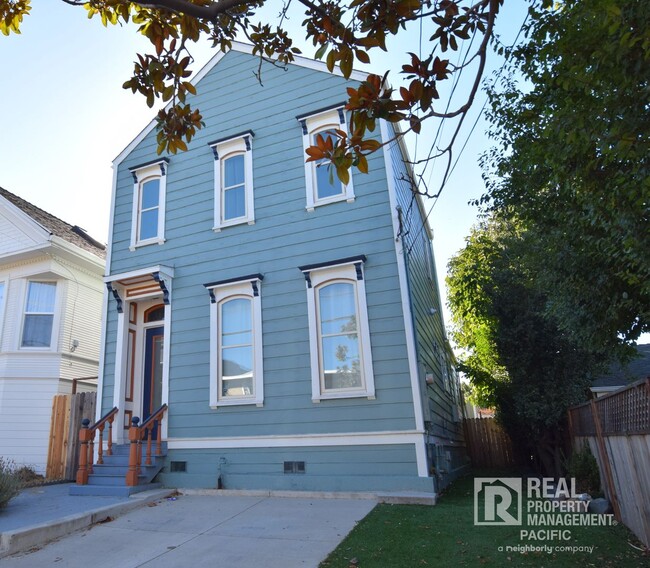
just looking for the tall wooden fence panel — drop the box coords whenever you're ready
[46,392,96,480]
[569,378,650,548]
[463,417,516,469]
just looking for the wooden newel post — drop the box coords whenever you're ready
[76,418,92,485]
[126,417,141,487]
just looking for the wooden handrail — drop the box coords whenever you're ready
[76,406,118,485]
[139,404,167,430]
[126,404,168,487]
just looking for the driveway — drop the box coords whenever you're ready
[1,493,376,567]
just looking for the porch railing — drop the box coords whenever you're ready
[76,406,119,485]
[126,404,168,486]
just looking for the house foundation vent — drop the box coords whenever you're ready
[283,461,305,474]
[170,461,187,473]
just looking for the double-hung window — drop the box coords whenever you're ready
[205,275,263,407]
[209,131,255,230]
[300,257,375,402]
[297,106,355,211]
[21,281,56,348]
[129,159,168,249]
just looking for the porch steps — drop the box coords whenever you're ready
[69,443,167,497]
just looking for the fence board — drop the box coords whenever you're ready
[65,392,96,481]
[46,395,71,479]
[46,392,96,481]
[463,417,515,469]
[568,378,650,548]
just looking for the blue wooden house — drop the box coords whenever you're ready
[94,42,467,497]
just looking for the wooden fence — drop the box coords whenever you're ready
[568,378,650,548]
[463,417,516,469]
[46,392,96,480]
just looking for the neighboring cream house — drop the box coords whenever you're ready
[0,188,105,474]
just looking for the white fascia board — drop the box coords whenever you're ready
[380,119,428,477]
[105,164,118,277]
[0,194,51,244]
[390,122,434,241]
[49,236,105,274]
[104,264,175,283]
[113,41,367,168]
[0,243,51,266]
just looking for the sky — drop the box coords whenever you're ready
[0,1,529,335]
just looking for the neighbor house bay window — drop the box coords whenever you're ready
[22,281,56,348]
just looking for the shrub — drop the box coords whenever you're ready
[566,443,601,496]
[12,465,44,488]
[0,457,20,509]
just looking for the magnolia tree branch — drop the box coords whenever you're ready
[131,0,252,18]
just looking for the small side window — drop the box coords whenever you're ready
[298,108,355,211]
[209,132,255,231]
[129,159,168,249]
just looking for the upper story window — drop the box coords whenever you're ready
[205,274,264,408]
[129,159,169,250]
[300,256,375,402]
[297,107,355,211]
[209,131,255,231]
[21,281,56,348]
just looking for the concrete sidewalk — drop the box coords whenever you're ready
[0,483,174,559]
[0,486,376,567]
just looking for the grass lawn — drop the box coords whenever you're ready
[320,474,648,567]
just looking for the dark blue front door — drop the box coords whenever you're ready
[143,325,164,438]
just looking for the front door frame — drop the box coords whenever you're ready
[102,266,173,444]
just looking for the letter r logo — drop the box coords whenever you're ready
[474,478,522,526]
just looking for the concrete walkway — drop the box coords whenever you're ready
[0,485,376,567]
[0,483,173,559]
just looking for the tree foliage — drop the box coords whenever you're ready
[481,0,650,347]
[1,0,502,187]
[447,218,605,476]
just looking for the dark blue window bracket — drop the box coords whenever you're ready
[152,272,170,305]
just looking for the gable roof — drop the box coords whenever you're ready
[0,187,106,259]
[114,41,368,167]
[592,343,650,388]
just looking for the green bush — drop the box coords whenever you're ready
[566,443,601,496]
[0,457,20,509]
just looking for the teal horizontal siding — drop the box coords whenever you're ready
[102,49,417,445]
[386,127,464,443]
[161,445,434,493]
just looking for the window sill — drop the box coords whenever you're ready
[212,219,255,232]
[130,238,166,251]
[312,391,375,403]
[210,399,263,409]
[306,195,355,212]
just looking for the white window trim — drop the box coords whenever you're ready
[209,132,255,231]
[19,279,60,351]
[299,108,355,211]
[207,276,263,408]
[129,159,168,250]
[302,259,374,402]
